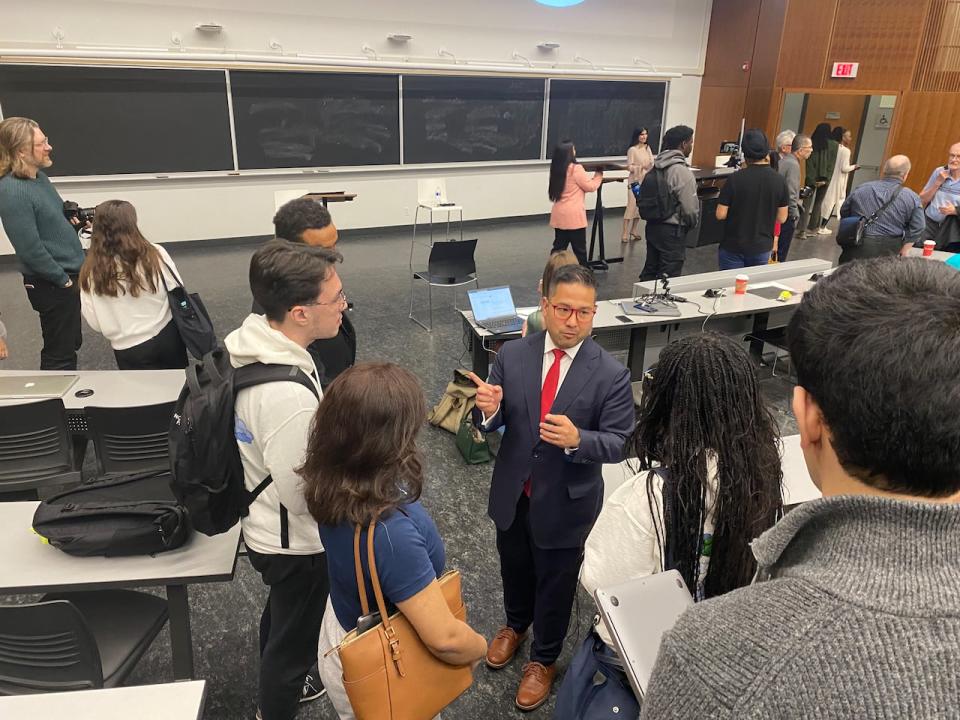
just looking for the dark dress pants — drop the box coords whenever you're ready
[777,216,797,262]
[23,275,82,370]
[551,228,588,266]
[807,185,828,231]
[639,222,686,280]
[496,494,584,665]
[247,550,330,720]
[113,319,188,370]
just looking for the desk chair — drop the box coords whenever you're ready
[412,177,464,249]
[743,328,794,380]
[409,238,479,331]
[85,402,176,476]
[0,590,168,694]
[0,399,81,499]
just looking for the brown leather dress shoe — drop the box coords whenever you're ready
[485,626,527,669]
[515,661,557,711]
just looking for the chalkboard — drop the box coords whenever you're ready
[0,65,234,176]
[546,80,666,158]
[402,75,544,163]
[231,71,400,169]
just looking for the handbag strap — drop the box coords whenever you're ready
[158,258,185,291]
[352,525,371,617]
[864,185,904,227]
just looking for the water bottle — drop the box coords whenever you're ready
[435,188,442,206]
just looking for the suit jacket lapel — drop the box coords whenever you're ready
[521,333,546,439]
[551,338,601,417]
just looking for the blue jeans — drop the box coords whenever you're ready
[718,247,772,270]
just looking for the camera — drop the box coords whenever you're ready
[799,185,814,200]
[63,201,95,225]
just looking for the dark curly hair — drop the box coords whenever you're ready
[631,333,783,598]
[299,362,426,526]
[272,197,332,243]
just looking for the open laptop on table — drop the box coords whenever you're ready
[595,569,694,700]
[467,286,525,334]
[0,374,78,399]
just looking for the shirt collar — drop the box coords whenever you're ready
[544,332,584,361]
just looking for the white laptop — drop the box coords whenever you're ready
[0,374,79,399]
[595,570,694,699]
[467,286,524,334]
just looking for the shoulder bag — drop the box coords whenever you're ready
[159,259,218,358]
[836,186,903,249]
[335,513,474,719]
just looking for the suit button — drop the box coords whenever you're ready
[532,453,540,460]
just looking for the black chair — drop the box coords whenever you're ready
[0,590,168,694]
[85,402,176,476]
[744,327,794,380]
[0,399,81,498]
[409,238,480,331]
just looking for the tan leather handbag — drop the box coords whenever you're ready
[336,516,474,719]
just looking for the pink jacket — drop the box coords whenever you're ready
[550,163,603,230]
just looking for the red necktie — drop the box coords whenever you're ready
[526,348,565,497]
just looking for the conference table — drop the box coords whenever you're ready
[461,262,828,380]
[0,680,207,719]
[0,501,241,681]
[602,434,821,507]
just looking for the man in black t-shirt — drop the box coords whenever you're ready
[716,129,790,270]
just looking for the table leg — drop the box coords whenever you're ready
[748,313,769,362]
[167,584,194,680]
[466,318,490,378]
[627,326,648,381]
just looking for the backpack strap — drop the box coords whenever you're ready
[233,362,320,399]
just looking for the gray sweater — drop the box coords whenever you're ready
[641,495,960,719]
[778,153,801,219]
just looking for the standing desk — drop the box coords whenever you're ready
[0,680,207,719]
[303,191,357,209]
[580,162,628,272]
[0,502,241,681]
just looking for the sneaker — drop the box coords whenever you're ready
[301,664,326,703]
[817,227,832,235]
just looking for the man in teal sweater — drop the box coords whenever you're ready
[0,117,85,369]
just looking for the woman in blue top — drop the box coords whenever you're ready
[300,362,487,719]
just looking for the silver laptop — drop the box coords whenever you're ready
[595,570,694,699]
[467,286,524,334]
[0,374,78,399]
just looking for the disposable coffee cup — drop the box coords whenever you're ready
[735,274,749,294]
[923,240,936,257]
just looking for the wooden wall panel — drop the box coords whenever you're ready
[693,85,748,168]
[776,0,837,88]
[744,87,777,139]
[913,0,960,92]
[702,0,762,87]
[749,0,788,88]
[824,0,930,91]
[891,92,960,191]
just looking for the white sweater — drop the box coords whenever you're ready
[80,243,179,350]
[581,460,717,646]
[224,314,325,556]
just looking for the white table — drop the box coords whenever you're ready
[601,434,821,507]
[906,246,954,262]
[633,257,833,295]
[0,680,206,719]
[0,369,185,409]
[0,502,241,680]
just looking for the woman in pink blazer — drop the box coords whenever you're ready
[548,141,603,265]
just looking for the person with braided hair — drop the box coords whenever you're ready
[556,332,782,717]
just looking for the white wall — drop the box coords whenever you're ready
[0,0,711,252]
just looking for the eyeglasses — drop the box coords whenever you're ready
[548,303,596,322]
[292,289,347,310]
[33,137,50,148]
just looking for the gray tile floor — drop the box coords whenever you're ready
[0,213,840,719]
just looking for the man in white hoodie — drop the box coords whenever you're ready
[224,239,345,720]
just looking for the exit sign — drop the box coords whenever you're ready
[832,62,859,78]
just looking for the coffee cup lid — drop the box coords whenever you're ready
[736,274,749,281]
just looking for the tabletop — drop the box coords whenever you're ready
[0,680,206,719]
[0,369,185,409]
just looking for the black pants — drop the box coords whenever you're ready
[247,550,330,720]
[778,216,797,262]
[113,320,188,370]
[807,185,828,231]
[496,494,584,665]
[23,275,82,370]
[838,235,906,264]
[551,228,588,266]
[639,222,686,281]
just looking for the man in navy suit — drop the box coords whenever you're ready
[469,264,634,711]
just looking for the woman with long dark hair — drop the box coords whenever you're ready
[78,199,187,370]
[804,122,839,234]
[548,141,602,265]
[622,127,654,243]
[302,363,487,719]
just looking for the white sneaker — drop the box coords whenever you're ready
[817,227,832,235]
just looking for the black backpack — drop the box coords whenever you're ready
[636,167,679,224]
[168,348,319,537]
[32,470,190,557]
